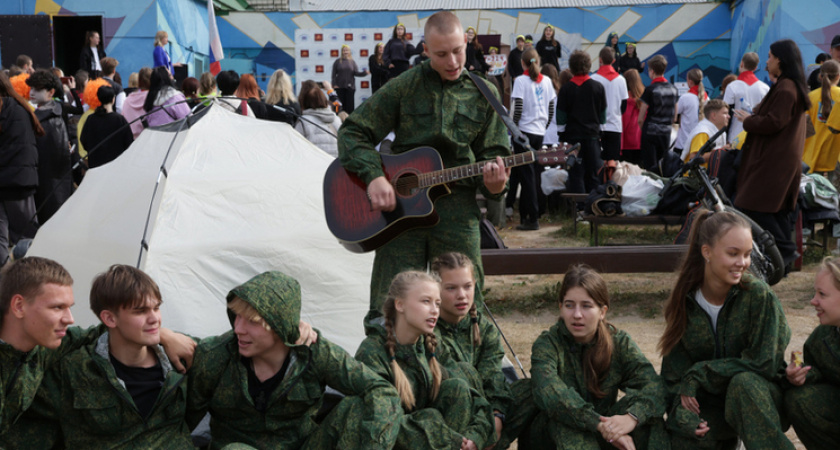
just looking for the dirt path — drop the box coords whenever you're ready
[487,220,818,448]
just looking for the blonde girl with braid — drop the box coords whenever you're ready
[527,264,668,449]
[355,271,495,450]
[431,252,513,446]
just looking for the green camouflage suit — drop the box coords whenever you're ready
[186,272,402,449]
[0,324,102,448]
[527,321,668,450]
[27,332,194,448]
[355,329,495,449]
[337,61,511,334]
[661,277,793,449]
[784,325,840,449]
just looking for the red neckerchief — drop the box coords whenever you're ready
[522,70,544,83]
[651,77,667,84]
[596,65,619,81]
[738,70,759,86]
[688,85,709,100]
[570,74,590,86]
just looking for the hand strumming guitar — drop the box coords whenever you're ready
[367,176,396,212]
[483,156,510,194]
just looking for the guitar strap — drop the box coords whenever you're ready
[467,72,532,151]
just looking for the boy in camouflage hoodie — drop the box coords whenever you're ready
[186,271,402,449]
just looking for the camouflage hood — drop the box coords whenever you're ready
[226,271,301,345]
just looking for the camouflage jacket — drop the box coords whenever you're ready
[661,277,790,401]
[530,321,666,432]
[802,325,840,385]
[0,324,102,445]
[187,272,401,449]
[39,332,193,449]
[355,330,494,446]
[337,61,511,200]
[435,313,512,414]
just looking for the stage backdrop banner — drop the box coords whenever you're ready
[295,28,424,108]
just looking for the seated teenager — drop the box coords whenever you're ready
[37,265,195,448]
[0,258,194,447]
[528,264,668,449]
[430,252,513,446]
[660,210,793,449]
[680,99,730,163]
[187,271,402,449]
[784,256,840,449]
[355,271,494,450]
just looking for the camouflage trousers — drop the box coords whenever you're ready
[494,378,535,449]
[395,378,493,450]
[365,187,484,334]
[668,372,792,450]
[302,396,399,450]
[785,382,840,450]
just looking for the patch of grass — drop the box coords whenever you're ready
[485,281,561,315]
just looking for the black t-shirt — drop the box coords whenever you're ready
[80,110,134,168]
[110,353,164,419]
[557,78,607,137]
[243,355,292,412]
[508,48,525,80]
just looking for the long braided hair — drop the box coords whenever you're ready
[431,252,481,346]
[382,271,442,410]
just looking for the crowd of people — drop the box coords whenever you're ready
[1,9,840,449]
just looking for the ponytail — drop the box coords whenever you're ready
[688,68,706,120]
[522,49,540,82]
[384,298,416,409]
[820,60,840,121]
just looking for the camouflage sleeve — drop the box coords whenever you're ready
[678,284,790,397]
[0,366,64,449]
[476,318,512,413]
[802,327,824,384]
[311,337,399,399]
[530,331,601,432]
[472,81,512,201]
[614,331,666,424]
[49,324,105,365]
[660,340,694,405]
[354,335,394,382]
[185,333,232,429]
[337,80,402,185]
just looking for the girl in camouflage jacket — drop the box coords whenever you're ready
[355,271,495,449]
[659,210,793,449]
[430,252,514,446]
[528,264,668,450]
[785,256,840,449]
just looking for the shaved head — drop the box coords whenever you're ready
[424,11,462,37]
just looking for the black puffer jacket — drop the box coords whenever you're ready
[0,97,38,200]
[34,101,72,223]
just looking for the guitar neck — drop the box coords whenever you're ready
[418,152,537,188]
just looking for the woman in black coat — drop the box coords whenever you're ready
[79,30,107,79]
[369,43,389,94]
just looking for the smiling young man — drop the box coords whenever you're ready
[338,10,511,335]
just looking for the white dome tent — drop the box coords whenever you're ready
[28,104,373,352]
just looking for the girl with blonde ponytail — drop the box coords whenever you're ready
[659,209,793,449]
[355,270,495,450]
[674,68,707,156]
[802,60,840,174]
[431,252,513,445]
[528,264,668,449]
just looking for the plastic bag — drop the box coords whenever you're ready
[541,167,568,196]
[621,175,664,217]
[800,173,839,210]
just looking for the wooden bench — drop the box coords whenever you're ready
[580,214,685,246]
[482,245,686,275]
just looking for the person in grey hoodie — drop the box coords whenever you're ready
[295,81,342,157]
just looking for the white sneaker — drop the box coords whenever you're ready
[505,207,513,218]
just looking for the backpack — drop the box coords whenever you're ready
[479,219,507,249]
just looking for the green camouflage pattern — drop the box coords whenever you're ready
[336,62,511,335]
[528,321,668,449]
[435,311,512,414]
[784,325,840,449]
[0,324,102,447]
[188,271,402,449]
[660,277,792,449]
[355,330,495,449]
[22,333,193,449]
[494,378,536,449]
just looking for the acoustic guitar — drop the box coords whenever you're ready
[323,144,574,253]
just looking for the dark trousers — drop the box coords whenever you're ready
[0,197,38,265]
[740,208,797,266]
[388,61,410,80]
[641,132,670,171]
[601,131,622,161]
[566,135,603,194]
[335,88,355,114]
[510,132,545,224]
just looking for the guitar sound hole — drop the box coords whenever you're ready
[393,173,420,197]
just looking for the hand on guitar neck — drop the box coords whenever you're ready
[366,156,510,212]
